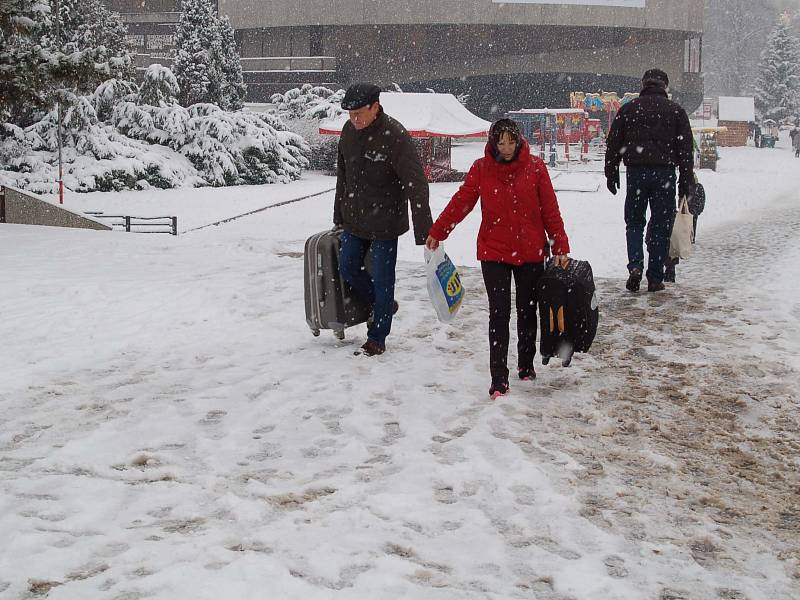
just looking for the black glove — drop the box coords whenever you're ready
[606,170,620,195]
[678,182,695,201]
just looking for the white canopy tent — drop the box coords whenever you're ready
[320,93,491,181]
[319,92,490,138]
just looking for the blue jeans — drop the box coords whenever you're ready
[339,231,398,347]
[625,166,677,283]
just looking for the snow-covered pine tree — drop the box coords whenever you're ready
[93,78,139,121]
[754,15,800,121]
[0,0,56,126]
[173,0,223,107]
[51,0,134,95]
[138,64,180,108]
[216,15,246,111]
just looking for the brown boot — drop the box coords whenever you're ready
[359,340,385,356]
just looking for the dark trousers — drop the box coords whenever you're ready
[481,261,544,381]
[625,166,677,284]
[339,231,398,346]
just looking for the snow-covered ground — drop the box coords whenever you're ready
[1,136,799,599]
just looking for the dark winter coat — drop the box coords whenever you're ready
[428,139,570,265]
[605,82,695,197]
[333,108,432,245]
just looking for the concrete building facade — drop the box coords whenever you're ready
[108,0,704,116]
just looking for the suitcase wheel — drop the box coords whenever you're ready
[311,328,320,337]
[334,329,345,341]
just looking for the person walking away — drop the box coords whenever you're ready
[425,119,570,399]
[334,83,433,356]
[792,126,800,158]
[605,68,695,293]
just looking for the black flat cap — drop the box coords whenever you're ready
[341,83,381,110]
[642,68,669,87]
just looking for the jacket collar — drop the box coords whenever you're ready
[356,107,387,136]
[640,82,668,98]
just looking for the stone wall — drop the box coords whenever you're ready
[0,187,111,232]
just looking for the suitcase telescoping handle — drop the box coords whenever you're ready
[316,251,325,302]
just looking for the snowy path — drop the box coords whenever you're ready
[1,200,799,599]
[2,143,800,599]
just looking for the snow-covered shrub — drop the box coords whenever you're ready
[111,101,309,185]
[0,101,202,194]
[270,84,344,172]
[182,103,309,185]
[138,65,180,108]
[93,78,139,121]
[283,116,338,173]
[0,79,309,192]
[270,84,345,121]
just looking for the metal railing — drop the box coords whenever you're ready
[85,212,178,235]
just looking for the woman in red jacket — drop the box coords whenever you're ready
[426,119,570,399]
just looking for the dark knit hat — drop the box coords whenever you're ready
[489,118,521,145]
[341,83,381,110]
[642,68,669,87]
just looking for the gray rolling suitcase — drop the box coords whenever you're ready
[304,229,370,340]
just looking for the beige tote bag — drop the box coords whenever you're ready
[669,197,694,259]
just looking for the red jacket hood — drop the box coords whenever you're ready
[429,136,570,264]
[484,137,532,174]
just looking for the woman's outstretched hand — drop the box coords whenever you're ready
[425,235,440,251]
[553,255,570,268]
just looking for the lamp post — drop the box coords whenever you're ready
[54,0,64,204]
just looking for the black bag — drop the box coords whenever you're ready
[536,259,599,366]
[304,229,371,339]
[688,182,705,216]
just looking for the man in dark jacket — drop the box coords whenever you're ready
[334,83,433,356]
[605,69,695,292]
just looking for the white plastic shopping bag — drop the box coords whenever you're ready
[424,246,465,323]
[669,197,694,259]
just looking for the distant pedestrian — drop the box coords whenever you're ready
[792,126,800,158]
[605,68,695,293]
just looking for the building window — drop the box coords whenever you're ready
[310,25,324,56]
[684,37,701,73]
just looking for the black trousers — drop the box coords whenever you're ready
[481,261,545,381]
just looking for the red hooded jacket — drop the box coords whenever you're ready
[428,139,570,265]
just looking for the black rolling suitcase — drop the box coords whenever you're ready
[304,229,371,340]
[536,259,599,366]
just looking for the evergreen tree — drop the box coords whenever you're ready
[0,0,56,126]
[138,64,180,108]
[216,16,246,111]
[755,16,800,121]
[173,0,223,107]
[173,0,246,109]
[52,0,134,95]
